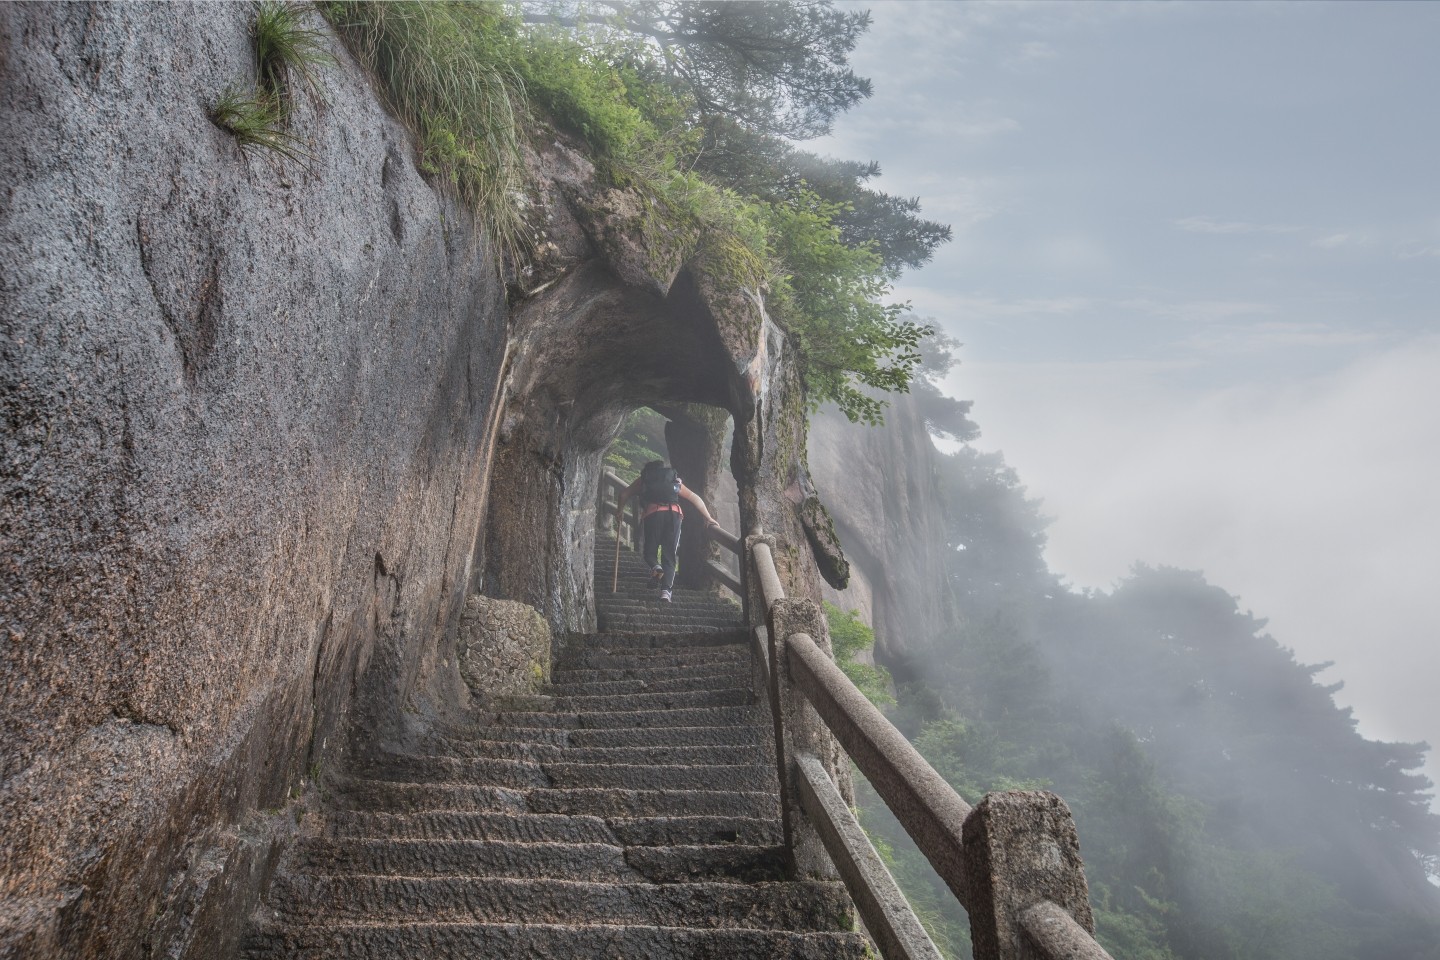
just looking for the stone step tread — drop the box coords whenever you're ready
[423,724,768,751]
[493,705,762,730]
[265,876,855,930]
[548,662,751,687]
[297,838,787,884]
[497,687,753,712]
[596,603,741,617]
[348,756,547,789]
[298,838,644,882]
[554,653,750,673]
[330,782,780,819]
[543,674,752,696]
[244,921,871,960]
[561,630,748,648]
[347,760,775,794]
[325,811,783,847]
[393,741,772,766]
[555,645,749,667]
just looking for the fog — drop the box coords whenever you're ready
[813,0,1440,795]
[947,334,1440,790]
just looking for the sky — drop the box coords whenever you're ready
[814,1,1440,790]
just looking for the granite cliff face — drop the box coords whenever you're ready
[808,394,952,669]
[0,5,840,958]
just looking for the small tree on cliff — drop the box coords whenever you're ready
[521,0,873,139]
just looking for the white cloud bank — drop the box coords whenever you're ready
[948,334,1440,777]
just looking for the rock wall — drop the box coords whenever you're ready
[0,5,507,957]
[808,394,951,667]
[0,5,848,959]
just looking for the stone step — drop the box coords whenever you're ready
[498,686,754,713]
[298,838,643,881]
[563,637,749,658]
[562,630,748,650]
[423,723,767,752]
[596,617,743,633]
[266,875,853,931]
[543,672,752,697]
[608,815,783,848]
[349,755,774,794]
[493,704,761,731]
[325,811,782,847]
[555,649,750,672]
[297,837,785,884]
[349,755,547,789]
[597,600,740,616]
[400,740,772,767]
[326,809,616,844]
[544,762,775,794]
[527,788,780,820]
[245,920,870,960]
[549,660,751,688]
[331,780,780,819]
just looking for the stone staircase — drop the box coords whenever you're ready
[242,538,868,958]
[594,532,744,634]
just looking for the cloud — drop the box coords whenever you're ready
[947,335,1440,770]
[1174,215,1304,235]
[1183,320,1386,353]
[1396,241,1440,260]
[1005,40,1058,68]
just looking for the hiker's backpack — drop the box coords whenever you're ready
[640,463,681,506]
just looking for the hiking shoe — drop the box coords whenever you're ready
[648,566,663,589]
[659,589,672,602]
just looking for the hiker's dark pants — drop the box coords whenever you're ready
[642,509,683,590]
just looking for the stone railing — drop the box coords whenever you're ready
[595,473,1113,960]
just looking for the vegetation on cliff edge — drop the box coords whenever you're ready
[323,0,947,424]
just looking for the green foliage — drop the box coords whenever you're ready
[212,2,330,164]
[254,1,332,109]
[324,1,529,260]
[824,602,894,706]
[511,29,666,167]
[604,407,668,482]
[210,86,311,163]
[325,0,940,420]
[763,192,932,423]
[521,1,873,140]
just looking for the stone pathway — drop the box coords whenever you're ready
[242,537,867,958]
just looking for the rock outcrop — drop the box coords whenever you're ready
[0,5,845,959]
[808,394,952,667]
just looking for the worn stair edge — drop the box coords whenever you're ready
[244,920,871,960]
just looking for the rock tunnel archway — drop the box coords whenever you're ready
[478,263,757,631]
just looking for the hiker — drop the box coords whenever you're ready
[616,460,721,602]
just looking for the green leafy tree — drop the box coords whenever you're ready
[824,601,894,706]
[764,191,933,423]
[521,0,873,139]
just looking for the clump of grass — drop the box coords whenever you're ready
[211,2,329,164]
[210,85,311,164]
[324,1,530,265]
[254,0,333,110]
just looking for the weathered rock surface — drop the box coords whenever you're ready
[1,4,508,958]
[457,597,551,700]
[808,394,951,665]
[1,5,847,959]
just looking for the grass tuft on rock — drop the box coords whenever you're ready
[324,0,530,264]
[254,0,333,109]
[210,85,311,164]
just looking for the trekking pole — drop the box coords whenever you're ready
[611,505,622,594]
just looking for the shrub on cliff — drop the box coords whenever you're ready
[325,0,947,424]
